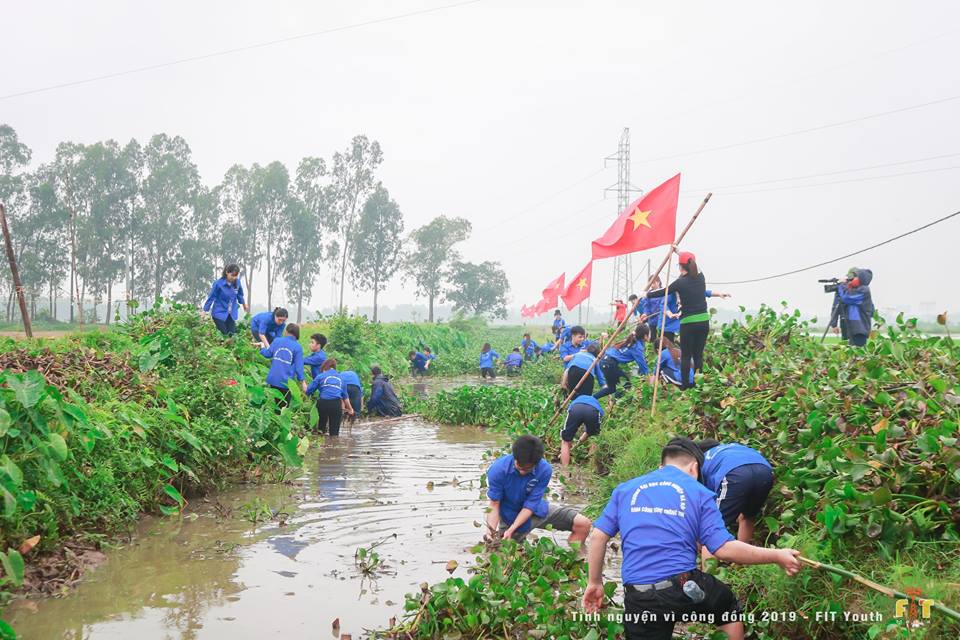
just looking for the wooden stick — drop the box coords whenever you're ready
[547,193,713,424]
[0,204,33,338]
[798,555,960,622]
[650,257,673,416]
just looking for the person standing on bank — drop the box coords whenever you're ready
[252,307,289,346]
[829,268,874,347]
[260,323,306,409]
[479,343,500,379]
[645,252,730,389]
[203,264,248,336]
[583,437,801,640]
[306,358,355,436]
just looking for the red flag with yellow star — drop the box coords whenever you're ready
[541,273,565,308]
[561,261,593,310]
[533,298,551,316]
[591,173,680,260]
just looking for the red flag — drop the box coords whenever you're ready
[561,261,593,310]
[521,304,535,318]
[591,173,680,260]
[534,298,550,316]
[541,273,565,308]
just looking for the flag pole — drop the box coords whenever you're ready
[649,257,673,416]
[547,193,712,425]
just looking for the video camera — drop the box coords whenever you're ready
[818,277,841,294]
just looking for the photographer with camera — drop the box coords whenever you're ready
[825,268,874,347]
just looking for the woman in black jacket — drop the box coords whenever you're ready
[646,251,728,389]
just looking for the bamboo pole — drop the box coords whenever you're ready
[0,204,33,338]
[798,556,960,623]
[547,193,712,424]
[649,257,673,415]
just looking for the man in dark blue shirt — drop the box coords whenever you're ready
[583,437,801,640]
[485,435,591,546]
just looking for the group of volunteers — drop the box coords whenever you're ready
[202,264,404,435]
[485,427,794,639]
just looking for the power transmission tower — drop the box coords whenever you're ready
[605,128,643,303]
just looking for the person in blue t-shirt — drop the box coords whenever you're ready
[259,323,306,410]
[583,437,801,640]
[656,335,694,388]
[504,348,523,375]
[251,307,289,347]
[479,343,500,379]
[306,358,355,436]
[559,325,587,367]
[408,350,429,377]
[519,333,538,360]
[202,264,248,336]
[340,368,363,419]
[422,347,437,370]
[551,310,566,340]
[697,439,773,545]
[595,324,650,400]
[562,342,605,399]
[560,395,604,467]
[485,435,591,546]
[304,333,328,378]
[537,340,555,358]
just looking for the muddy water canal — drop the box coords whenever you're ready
[8,418,508,639]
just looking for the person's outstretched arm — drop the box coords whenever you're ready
[714,540,801,575]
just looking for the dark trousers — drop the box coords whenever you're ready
[270,385,291,414]
[480,367,496,379]
[316,398,343,436]
[678,321,709,390]
[849,333,868,347]
[593,359,626,399]
[213,316,236,336]
[346,385,362,415]
[623,570,741,640]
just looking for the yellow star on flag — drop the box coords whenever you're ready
[576,277,589,291]
[627,207,652,231]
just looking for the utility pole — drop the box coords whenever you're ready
[0,204,33,338]
[605,128,643,302]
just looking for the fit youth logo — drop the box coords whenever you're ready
[894,588,933,621]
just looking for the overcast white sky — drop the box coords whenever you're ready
[3,0,959,323]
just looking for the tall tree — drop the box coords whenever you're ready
[403,215,472,322]
[325,135,382,314]
[51,141,94,322]
[0,125,32,320]
[174,185,221,305]
[218,164,258,306]
[245,162,290,309]
[282,157,329,323]
[135,134,200,302]
[120,139,144,315]
[350,184,404,322]
[19,166,68,319]
[446,260,510,319]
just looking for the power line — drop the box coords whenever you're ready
[632,93,960,165]
[710,210,960,285]
[0,0,482,101]
[679,151,960,194]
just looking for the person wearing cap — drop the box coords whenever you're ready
[829,267,875,347]
[583,437,801,640]
[552,309,567,340]
[645,251,730,389]
[696,439,773,545]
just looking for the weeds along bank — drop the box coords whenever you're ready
[411,306,960,639]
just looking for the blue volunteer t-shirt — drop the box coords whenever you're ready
[340,370,363,396]
[304,349,328,378]
[486,454,551,534]
[569,394,605,417]
[306,369,348,400]
[260,336,304,389]
[479,350,500,368]
[568,351,606,387]
[701,443,771,493]
[594,465,734,585]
